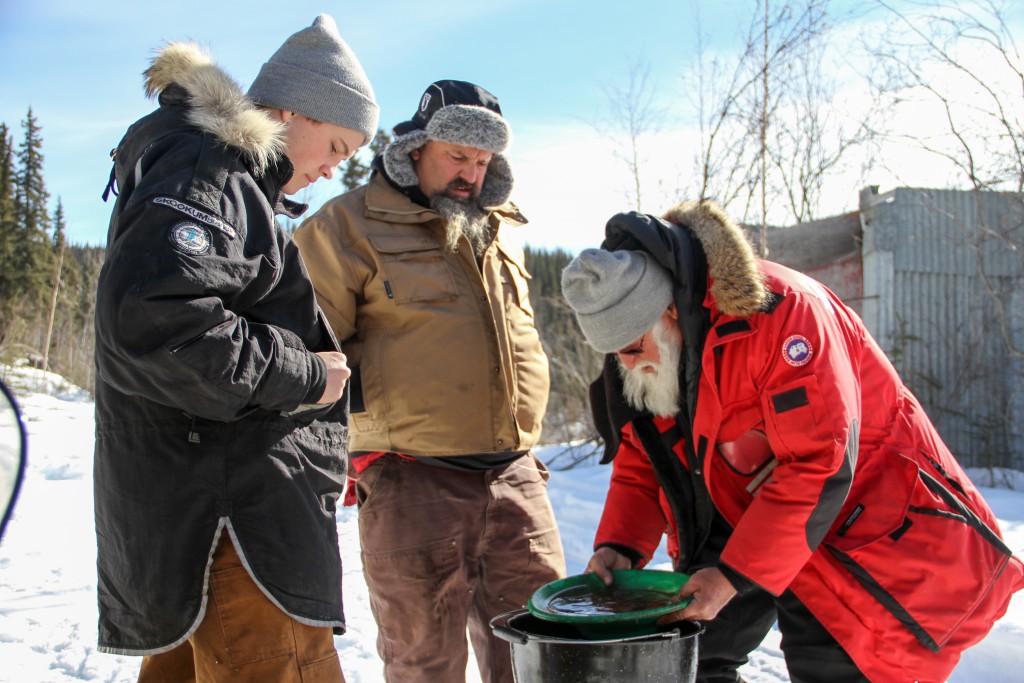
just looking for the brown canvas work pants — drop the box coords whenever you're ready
[356,454,566,683]
[137,537,345,683]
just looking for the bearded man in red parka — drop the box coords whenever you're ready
[560,201,1024,683]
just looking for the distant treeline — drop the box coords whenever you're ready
[0,109,104,391]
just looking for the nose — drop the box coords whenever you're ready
[458,163,482,185]
[321,164,335,181]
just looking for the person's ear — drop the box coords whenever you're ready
[666,302,678,320]
[410,148,421,162]
[279,110,296,123]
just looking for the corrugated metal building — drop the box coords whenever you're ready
[761,187,1024,468]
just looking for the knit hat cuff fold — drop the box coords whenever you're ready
[579,289,668,354]
[250,62,378,142]
[561,249,674,353]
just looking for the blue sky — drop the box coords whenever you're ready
[3,0,1013,253]
[0,0,784,252]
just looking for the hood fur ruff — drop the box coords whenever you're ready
[143,42,285,175]
[661,200,768,318]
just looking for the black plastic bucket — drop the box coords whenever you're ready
[490,608,702,683]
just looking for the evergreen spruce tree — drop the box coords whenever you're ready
[0,110,97,388]
[42,199,68,370]
[339,156,368,191]
[340,128,393,191]
[15,107,55,317]
[53,204,84,327]
[68,244,103,391]
[0,123,17,341]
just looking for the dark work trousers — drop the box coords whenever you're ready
[687,512,867,683]
[355,454,566,683]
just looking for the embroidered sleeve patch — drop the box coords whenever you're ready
[782,334,813,367]
[153,196,236,239]
[170,222,211,255]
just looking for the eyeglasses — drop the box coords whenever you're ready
[617,334,646,356]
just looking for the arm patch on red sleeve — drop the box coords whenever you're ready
[772,386,809,413]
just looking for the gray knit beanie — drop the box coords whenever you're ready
[561,249,674,353]
[383,79,514,207]
[248,14,379,146]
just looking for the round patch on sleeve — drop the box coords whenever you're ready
[782,335,813,367]
[169,222,211,255]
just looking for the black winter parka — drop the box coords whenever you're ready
[93,43,348,654]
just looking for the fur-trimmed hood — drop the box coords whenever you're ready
[661,200,768,318]
[586,202,768,472]
[587,201,767,471]
[143,42,285,175]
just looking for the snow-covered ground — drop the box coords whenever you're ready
[1,365,1022,682]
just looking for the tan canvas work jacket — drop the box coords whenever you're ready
[294,172,549,457]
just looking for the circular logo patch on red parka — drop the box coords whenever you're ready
[782,335,813,367]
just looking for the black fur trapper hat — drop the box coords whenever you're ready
[383,79,513,208]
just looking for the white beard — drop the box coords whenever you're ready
[431,196,491,256]
[618,317,683,418]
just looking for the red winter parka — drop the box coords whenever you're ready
[592,202,1024,683]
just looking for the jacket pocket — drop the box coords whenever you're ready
[495,241,536,318]
[368,233,456,304]
[354,455,391,510]
[824,453,1013,651]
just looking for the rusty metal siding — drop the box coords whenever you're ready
[860,187,1024,467]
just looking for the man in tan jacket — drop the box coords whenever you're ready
[294,80,566,683]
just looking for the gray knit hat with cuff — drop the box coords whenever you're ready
[248,14,379,146]
[384,79,514,207]
[561,249,674,353]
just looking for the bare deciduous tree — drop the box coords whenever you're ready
[767,17,873,225]
[868,0,1024,359]
[596,55,666,212]
[688,0,872,241]
[868,0,1023,193]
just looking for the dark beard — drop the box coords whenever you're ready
[430,196,492,256]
